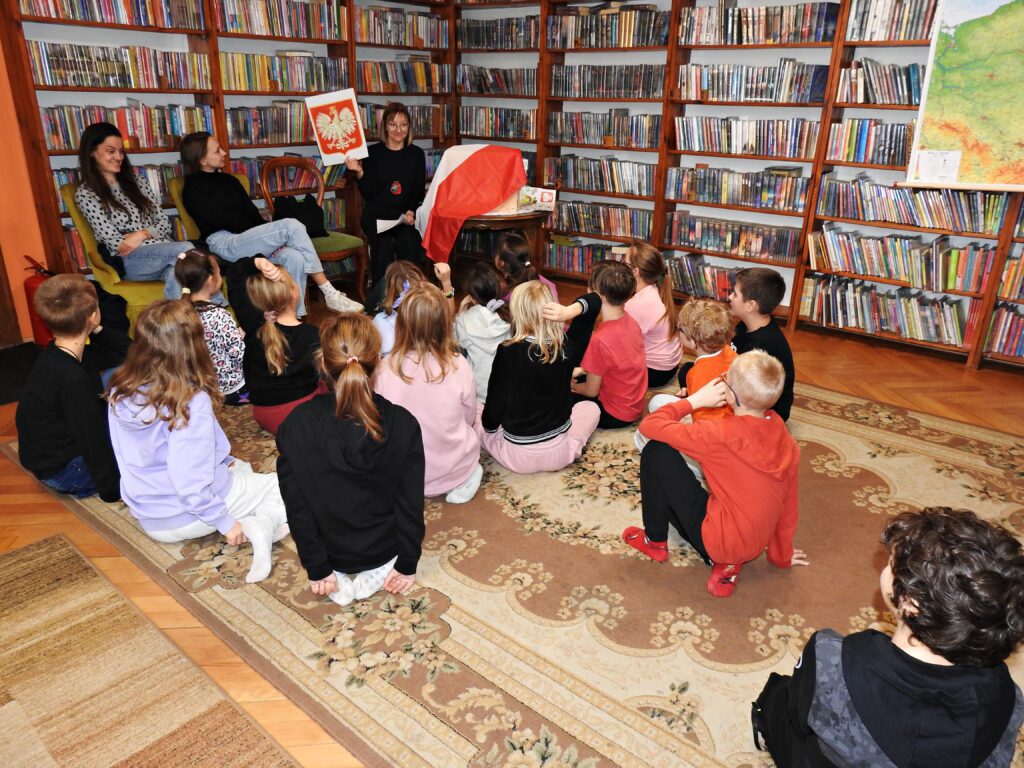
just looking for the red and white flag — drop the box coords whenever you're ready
[415,145,526,263]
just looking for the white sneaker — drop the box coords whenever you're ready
[446,463,483,504]
[323,288,363,313]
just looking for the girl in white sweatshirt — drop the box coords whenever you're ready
[454,262,511,402]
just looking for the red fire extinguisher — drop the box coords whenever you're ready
[24,255,55,347]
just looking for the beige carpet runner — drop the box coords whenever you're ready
[8,383,1023,767]
[0,535,296,767]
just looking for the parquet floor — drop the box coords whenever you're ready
[0,301,1020,768]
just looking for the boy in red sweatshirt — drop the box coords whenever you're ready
[622,349,808,597]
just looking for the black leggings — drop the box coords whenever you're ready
[639,440,711,563]
[648,366,678,389]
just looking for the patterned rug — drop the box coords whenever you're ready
[0,535,296,768]
[5,383,1024,767]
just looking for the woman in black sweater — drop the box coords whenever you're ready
[344,102,427,286]
[478,280,600,474]
[276,313,425,606]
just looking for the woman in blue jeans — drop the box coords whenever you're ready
[75,122,193,297]
[179,131,361,316]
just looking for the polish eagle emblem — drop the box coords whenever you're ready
[314,105,358,151]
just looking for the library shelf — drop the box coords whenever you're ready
[676,42,833,50]
[796,318,969,355]
[672,99,825,108]
[548,96,663,103]
[815,214,1001,240]
[554,186,655,202]
[459,47,539,53]
[457,91,538,99]
[996,295,1024,306]
[19,16,206,35]
[458,133,536,142]
[216,31,347,45]
[1013,237,1024,244]
[456,1,539,7]
[390,0,447,7]
[832,102,920,111]
[549,45,667,53]
[983,351,1024,366]
[223,89,338,97]
[546,141,659,153]
[659,244,799,269]
[823,159,906,171]
[354,42,448,52]
[358,90,450,97]
[664,199,805,218]
[228,141,318,150]
[48,146,185,156]
[806,269,986,298]
[668,149,815,163]
[843,39,932,47]
[34,86,214,94]
[545,228,643,245]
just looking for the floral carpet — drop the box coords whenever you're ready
[13,383,1024,767]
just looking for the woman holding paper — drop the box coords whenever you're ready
[345,102,427,288]
[178,131,362,316]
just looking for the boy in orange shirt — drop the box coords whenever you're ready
[623,350,808,597]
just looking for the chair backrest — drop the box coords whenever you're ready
[60,183,121,285]
[260,156,325,217]
[168,172,251,241]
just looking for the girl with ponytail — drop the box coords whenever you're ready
[623,242,682,388]
[243,268,323,435]
[276,314,426,606]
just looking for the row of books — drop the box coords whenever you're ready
[354,7,448,49]
[677,59,829,103]
[837,60,923,105]
[459,106,536,140]
[544,238,623,274]
[674,115,820,158]
[225,101,313,145]
[998,255,1024,301]
[549,109,660,149]
[985,303,1024,357]
[666,255,737,302]
[216,0,344,40]
[800,274,976,348]
[219,51,346,93]
[665,212,801,263]
[20,0,203,29]
[547,9,671,49]
[355,60,450,94]
[27,41,210,90]
[816,174,1010,235]
[548,201,653,239]
[364,103,444,138]
[458,16,539,50]
[551,64,665,99]
[807,225,997,293]
[456,65,536,97]
[845,0,938,42]
[825,118,913,167]
[40,101,213,152]
[679,2,840,46]
[665,166,809,213]
[544,155,656,197]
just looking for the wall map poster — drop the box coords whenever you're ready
[908,0,1024,187]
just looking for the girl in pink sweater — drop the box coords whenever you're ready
[623,242,681,388]
[374,283,483,503]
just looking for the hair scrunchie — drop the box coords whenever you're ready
[181,287,191,295]
[346,355,359,365]
[486,298,505,312]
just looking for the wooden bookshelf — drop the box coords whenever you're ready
[815,215,1002,240]
[547,141,659,153]
[665,200,805,218]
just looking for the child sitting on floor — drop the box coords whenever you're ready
[16,274,126,502]
[277,313,425,606]
[455,262,511,402]
[372,260,427,356]
[623,350,806,597]
[107,300,288,583]
[374,283,483,504]
[623,242,681,388]
[478,280,600,474]
[243,269,322,435]
[495,230,558,304]
[753,507,1024,767]
[728,267,794,421]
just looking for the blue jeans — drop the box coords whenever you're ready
[207,219,324,316]
[125,240,193,299]
[41,455,97,498]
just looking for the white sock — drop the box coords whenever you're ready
[329,573,356,606]
[445,463,483,505]
[273,523,290,543]
[352,557,398,601]
[239,515,275,583]
[318,281,337,295]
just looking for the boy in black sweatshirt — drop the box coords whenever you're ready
[16,274,125,502]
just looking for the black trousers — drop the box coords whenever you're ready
[363,221,426,286]
[648,366,678,389]
[639,440,712,563]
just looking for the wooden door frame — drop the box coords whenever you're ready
[0,245,24,348]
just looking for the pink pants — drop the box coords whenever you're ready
[475,401,600,474]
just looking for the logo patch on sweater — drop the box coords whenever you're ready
[390,181,402,195]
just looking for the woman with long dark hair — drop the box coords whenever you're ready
[74,122,192,297]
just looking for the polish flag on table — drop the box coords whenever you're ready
[415,145,527,263]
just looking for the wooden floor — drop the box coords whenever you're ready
[0,313,1020,767]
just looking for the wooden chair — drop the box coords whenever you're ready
[60,183,165,333]
[259,156,368,303]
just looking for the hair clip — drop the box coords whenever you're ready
[263,310,278,324]
[181,287,191,295]
[524,260,531,267]
[486,298,505,312]
[177,252,187,260]
[346,355,358,364]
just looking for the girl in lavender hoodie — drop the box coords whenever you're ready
[106,300,288,583]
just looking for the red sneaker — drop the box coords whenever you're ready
[707,562,742,598]
[622,526,668,563]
